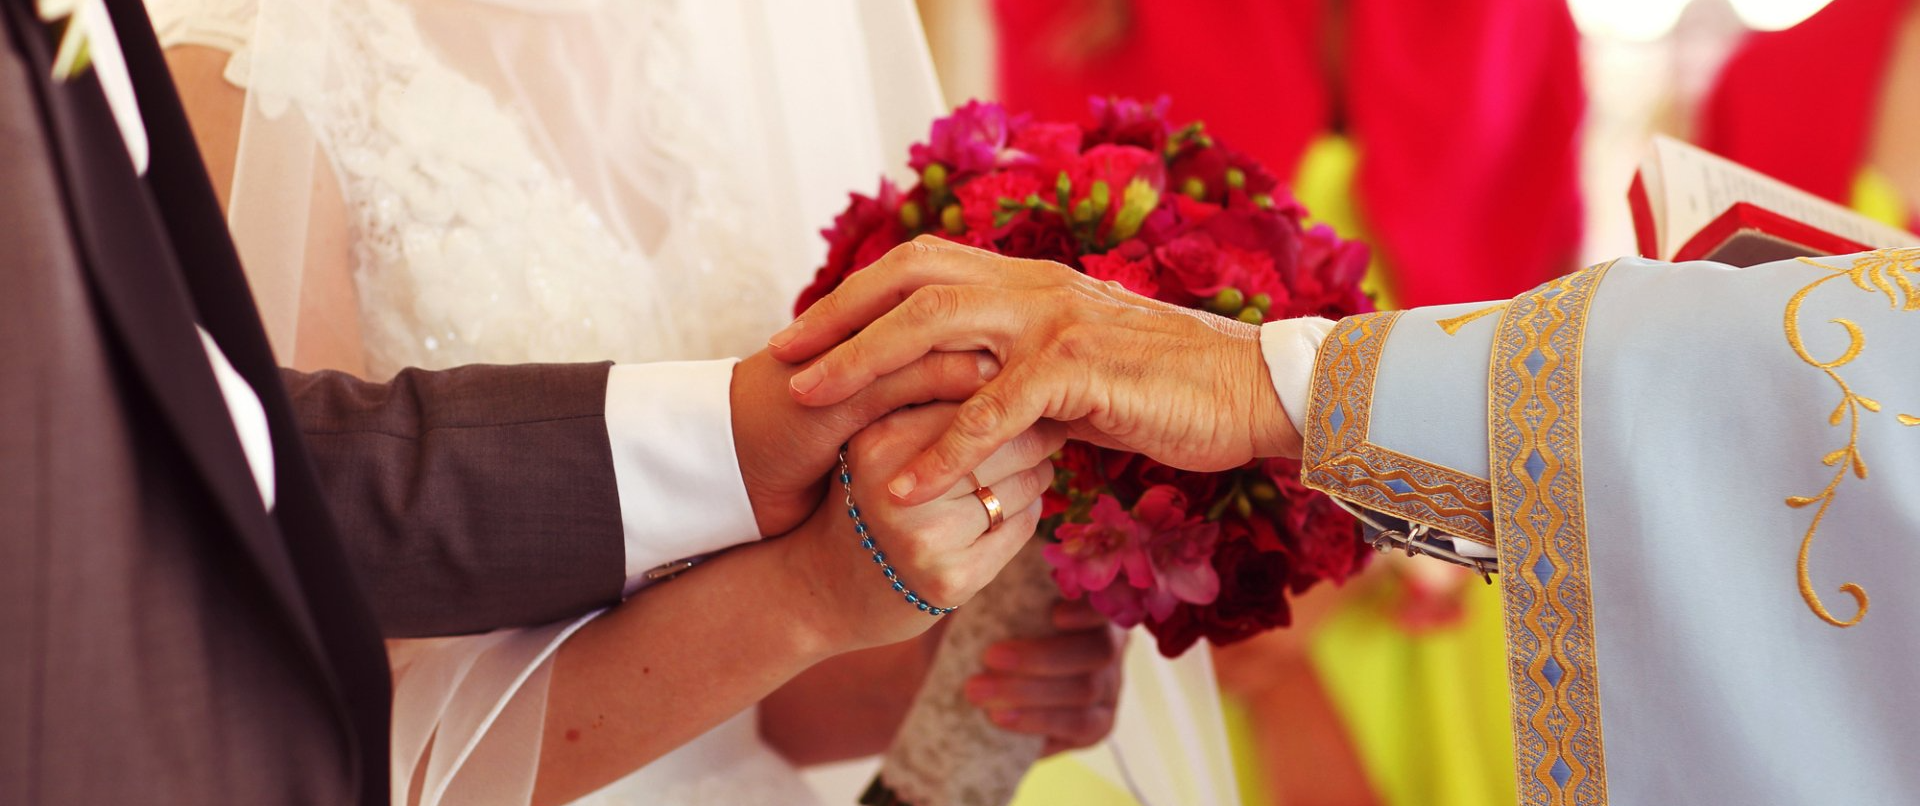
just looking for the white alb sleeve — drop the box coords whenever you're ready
[1259,317,1336,435]
[603,359,761,595]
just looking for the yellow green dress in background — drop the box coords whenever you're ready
[1290,134,1518,806]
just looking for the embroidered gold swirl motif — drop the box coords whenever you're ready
[1436,302,1509,335]
[1301,311,1497,545]
[1492,262,1613,806]
[1784,247,1920,628]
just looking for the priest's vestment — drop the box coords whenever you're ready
[1300,249,1920,806]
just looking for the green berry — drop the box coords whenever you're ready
[1226,168,1247,191]
[1250,292,1272,315]
[899,201,923,231]
[923,163,949,196]
[1209,288,1245,315]
[1237,306,1265,325]
[941,203,964,234]
[1182,177,1207,200]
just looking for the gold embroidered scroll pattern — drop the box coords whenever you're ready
[1783,247,1920,628]
[1302,311,1496,544]
[1436,302,1509,336]
[1492,263,1613,806]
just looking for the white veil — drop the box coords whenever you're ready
[153,0,1242,800]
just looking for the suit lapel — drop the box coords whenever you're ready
[99,2,394,795]
[2,0,344,688]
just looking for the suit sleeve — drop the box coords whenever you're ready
[282,362,627,637]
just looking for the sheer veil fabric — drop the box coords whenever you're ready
[143,0,1235,801]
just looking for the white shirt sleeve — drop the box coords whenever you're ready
[603,359,761,595]
[1258,317,1335,436]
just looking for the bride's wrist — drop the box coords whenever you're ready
[761,516,864,659]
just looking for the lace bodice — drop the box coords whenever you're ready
[148,0,860,377]
[146,0,942,803]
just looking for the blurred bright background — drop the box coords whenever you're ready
[805,1,1918,803]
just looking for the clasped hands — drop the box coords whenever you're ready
[729,236,1304,753]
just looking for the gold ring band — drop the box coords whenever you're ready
[973,486,1005,530]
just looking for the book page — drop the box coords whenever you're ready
[1653,136,1920,259]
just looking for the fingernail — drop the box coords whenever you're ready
[767,319,803,349]
[983,645,1018,670]
[888,472,917,499]
[964,678,995,703]
[975,353,1001,381]
[790,364,824,395]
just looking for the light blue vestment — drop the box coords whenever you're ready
[1301,249,1920,806]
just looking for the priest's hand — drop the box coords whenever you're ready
[766,236,1301,506]
[729,347,1001,537]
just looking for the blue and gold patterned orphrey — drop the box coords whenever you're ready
[1301,311,1497,545]
[1490,262,1615,806]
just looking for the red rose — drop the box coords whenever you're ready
[1168,146,1230,203]
[1172,194,1222,226]
[1199,208,1302,277]
[1085,95,1174,152]
[1080,250,1160,298]
[994,216,1081,266]
[794,181,906,314]
[1152,232,1282,303]
[957,171,1044,235]
[1010,121,1083,179]
[1267,460,1369,590]
[1295,222,1374,318]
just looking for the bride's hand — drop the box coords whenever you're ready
[731,348,1003,538]
[966,598,1125,755]
[780,403,1064,651]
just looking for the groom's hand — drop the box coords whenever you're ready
[766,236,1302,506]
[730,347,1000,537]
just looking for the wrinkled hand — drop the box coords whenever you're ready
[965,599,1125,755]
[730,347,1002,537]
[780,403,1064,652]
[767,236,1300,507]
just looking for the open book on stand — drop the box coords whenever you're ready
[1629,134,1919,266]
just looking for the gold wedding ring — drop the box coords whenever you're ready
[973,485,1005,530]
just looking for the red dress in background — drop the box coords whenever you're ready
[994,0,1586,307]
[1701,0,1919,229]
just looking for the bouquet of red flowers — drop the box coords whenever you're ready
[798,97,1374,658]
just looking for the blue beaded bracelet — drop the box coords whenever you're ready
[838,449,957,617]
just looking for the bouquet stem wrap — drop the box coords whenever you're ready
[861,542,1057,806]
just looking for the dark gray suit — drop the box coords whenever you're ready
[0,0,629,801]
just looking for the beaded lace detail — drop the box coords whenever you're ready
[146,0,789,377]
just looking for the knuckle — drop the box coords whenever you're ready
[1017,460,1053,500]
[955,393,1009,439]
[919,571,967,607]
[905,284,962,322]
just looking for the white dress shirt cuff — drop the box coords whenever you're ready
[604,359,760,596]
[1259,317,1336,436]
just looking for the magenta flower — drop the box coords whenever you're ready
[1044,495,1152,599]
[1132,486,1222,621]
[909,100,1023,177]
[1086,95,1174,152]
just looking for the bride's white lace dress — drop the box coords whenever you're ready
[144,0,943,802]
